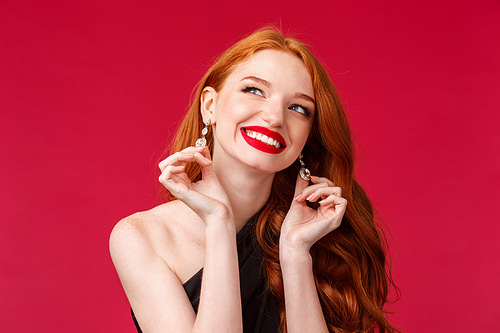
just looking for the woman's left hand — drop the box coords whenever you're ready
[279,174,347,258]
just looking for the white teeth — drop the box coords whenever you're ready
[244,129,282,149]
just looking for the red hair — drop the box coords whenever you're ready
[166,27,398,333]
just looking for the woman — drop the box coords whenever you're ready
[110,28,398,333]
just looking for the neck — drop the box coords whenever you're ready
[212,152,275,232]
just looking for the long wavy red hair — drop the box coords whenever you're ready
[165,27,398,333]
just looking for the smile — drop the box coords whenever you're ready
[244,129,282,148]
[241,126,286,154]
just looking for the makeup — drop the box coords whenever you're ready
[240,126,286,154]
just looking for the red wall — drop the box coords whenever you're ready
[1,1,499,331]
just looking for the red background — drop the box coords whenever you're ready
[1,1,499,332]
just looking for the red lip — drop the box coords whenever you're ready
[240,127,287,155]
[243,126,286,146]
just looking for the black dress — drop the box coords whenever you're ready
[131,218,280,333]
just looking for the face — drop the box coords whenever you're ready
[204,49,315,174]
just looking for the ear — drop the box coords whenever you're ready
[200,86,218,124]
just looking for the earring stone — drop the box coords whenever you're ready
[298,153,311,181]
[195,119,211,147]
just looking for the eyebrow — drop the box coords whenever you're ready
[295,92,315,105]
[241,75,316,104]
[241,75,271,87]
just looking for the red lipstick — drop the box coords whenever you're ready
[240,126,287,154]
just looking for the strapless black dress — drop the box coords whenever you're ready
[131,218,280,332]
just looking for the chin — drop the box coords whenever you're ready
[239,153,291,175]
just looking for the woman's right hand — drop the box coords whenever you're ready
[158,146,233,224]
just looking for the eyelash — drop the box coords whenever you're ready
[290,104,312,118]
[241,86,312,118]
[241,86,263,96]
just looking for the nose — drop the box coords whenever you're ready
[261,100,285,128]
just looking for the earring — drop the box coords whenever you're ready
[298,153,311,181]
[195,119,211,147]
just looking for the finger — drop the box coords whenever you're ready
[320,197,346,231]
[307,187,342,203]
[159,155,186,172]
[181,146,206,154]
[319,194,348,211]
[295,182,339,202]
[193,151,212,167]
[297,186,342,203]
[310,175,334,187]
[159,147,206,171]
[293,172,310,199]
[195,146,218,179]
[196,145,214,164]
[158,165,185,185]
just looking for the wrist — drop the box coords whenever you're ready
[203,208,234,227]
[279,241,312,268]
[204,215,236,235]
[279,231,310,255]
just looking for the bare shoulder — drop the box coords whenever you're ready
[109,200,204,331]
[109,200,205,283]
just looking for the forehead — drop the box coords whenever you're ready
[225,49,314,96]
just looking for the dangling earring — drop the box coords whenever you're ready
[195,119,211,147]
[298,153,311,181]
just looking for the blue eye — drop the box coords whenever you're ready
[290,104,311,118]
[242,86,264,97]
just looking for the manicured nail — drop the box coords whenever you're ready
[306,194,314,201]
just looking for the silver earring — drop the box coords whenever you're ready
[298,153,311,181]
[195,119,211,147]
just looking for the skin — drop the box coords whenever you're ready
[110,50,347,333]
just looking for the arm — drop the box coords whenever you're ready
[111,146,243,333]
[110,216,197,332]
[279,175,347,333]
[280,247,327,333]
[193,217,242,333]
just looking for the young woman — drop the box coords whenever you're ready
[110,28,398,333]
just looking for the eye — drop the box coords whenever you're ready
[289,104,312,118]
[242,86,264,97]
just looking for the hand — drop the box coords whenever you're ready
[158,146,233,223]
[280,174,347,257]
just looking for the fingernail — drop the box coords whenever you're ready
[306,194,314,201]
[294,194,301,201]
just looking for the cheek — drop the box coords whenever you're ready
[213,102,247,139]
[291,122,313,146]
[218,98,254,123]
